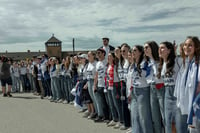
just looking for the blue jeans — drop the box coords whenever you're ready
[150,84,165,133]
[165,85,188,133]
[55,77,61,100]
[13,76,20,92]
[51,77,57,100]
[131,87,153,133]
[105,90,118,121]
[111,82,123,122]
[95,87,107,117]
[121,81,130,127]
[63,76,74,102]
[43,79,51,97]
[189,117,200,133]
[87,79,98,112]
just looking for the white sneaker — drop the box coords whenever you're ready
[58,99,63,103]
[113,122,122,129]
[63,100,68,104]
[126,127,132,133]
[48,96,52,100]
[107,120,117,127]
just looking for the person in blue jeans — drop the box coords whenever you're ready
[131,45,153,133]
[157,41,183,133]
[144,41,165,133]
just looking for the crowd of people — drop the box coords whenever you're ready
[1,36,200,133]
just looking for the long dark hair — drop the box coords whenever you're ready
[157,41,176,78]
[107,52,118,72]
[115,46,124,71]
[144,41,159,62]
[183,36,200,65]
[134,45,144,76]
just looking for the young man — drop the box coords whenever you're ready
[99,37,115,61]
[93,48,109,122]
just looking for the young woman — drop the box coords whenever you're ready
[126,50,134,133]
[144,41,165,133]
[118,43,131,130]
[157,41,182,133]
[55,58,62,102]
[78,54,92,116]
[13,62,21,92]
[105,52,119,127]
[113,46,124,128]
[63,56,73,104]
[131,45,153,133]
[175,36,200,133]
[49,57,57,102]
[86,51,97,119]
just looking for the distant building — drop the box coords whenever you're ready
[0,34,90,61]
[45,34,62,59]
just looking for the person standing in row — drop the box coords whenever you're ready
[0,56,12,97]
[144,41,165,133]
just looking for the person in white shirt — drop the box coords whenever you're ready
[99,37,115,62]
[157,41,182,133]
[144,41,165,133]
[27,59,35,92]
[19,61,28,92]
[86,51,98,119]
[130,45,153,133]
[118,43,131,130]
[175,36,200,133]
[13,62,20,92]
[93,48,109,122]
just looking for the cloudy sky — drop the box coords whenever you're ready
[0,0,200,52]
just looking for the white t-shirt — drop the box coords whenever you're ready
[118,61,124,81]
[123,59,129,81]
[20,66,27,75]
[126,64,134,96]
[161,58,181,86]
[103,46,110,63]
[96,59,106,87]
[87,61,97,80]
[50,65,57,78]
[132,61,150,88]
[148,59,163,84]
[13,67,20,77]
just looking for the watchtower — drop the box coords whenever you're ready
[45,34,62,58]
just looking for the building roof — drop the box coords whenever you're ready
[45,34,62,44]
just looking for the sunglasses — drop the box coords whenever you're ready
[144,46,149,49]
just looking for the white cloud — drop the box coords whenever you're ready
[0,0,200,52]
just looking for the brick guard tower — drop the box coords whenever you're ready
[45,34,62,59]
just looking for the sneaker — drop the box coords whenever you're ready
[114,122,122,129]
[126,127,132,133]
[120,125,129,130]
[94,116,104,123]
[88,113,97,119]
[83,111,90,118]
[48,96,52,100]
[63,100,68,104]
[3,93,7,97]
[50,99,55,102]
[7,92,12,97]
[69,101,74,105]
[107,120,117,127]
[57,99,63,103]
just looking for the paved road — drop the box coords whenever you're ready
[0,93,124,133]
